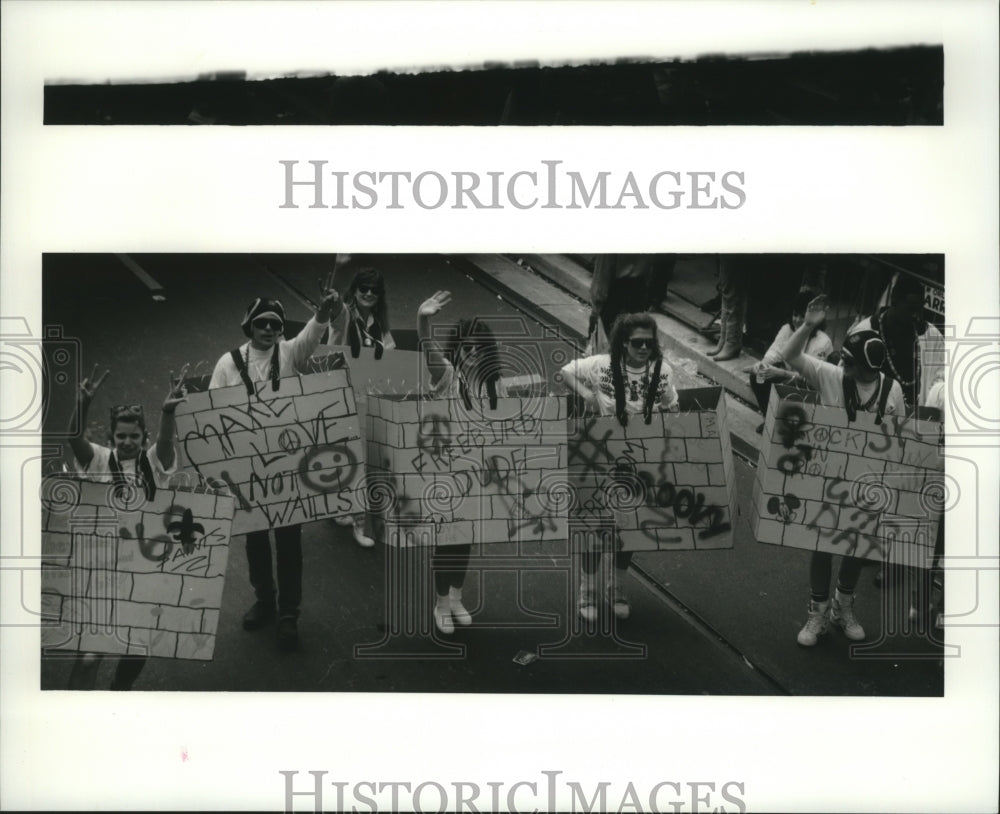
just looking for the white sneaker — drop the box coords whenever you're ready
[608,585,631,620]
[433,605,454,635]
[796,600,831,646]
[450,598,472,626]
[353,527,375,548]
[578,583,598,623]
[830,591,865,641]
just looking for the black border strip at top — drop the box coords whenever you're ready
[44,45,943,126]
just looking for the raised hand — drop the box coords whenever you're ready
[803,294,829,328]
[162,364,190,414]
[418,290,452,318]
[78,365,110,405]
[316,269,342,319]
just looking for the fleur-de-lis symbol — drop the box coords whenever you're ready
[167,508,205,555]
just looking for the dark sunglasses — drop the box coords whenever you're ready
[356,284,378,296]
[252,318,283,331]
[628,338,655,349]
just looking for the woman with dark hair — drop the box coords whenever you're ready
[327,265,395,547]
[417,290,507,634]
[328,266,396,356]
[749,287,833,425]
[559,312,679,621]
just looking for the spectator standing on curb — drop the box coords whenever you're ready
[707,256,747,362]
[589,255,673,353]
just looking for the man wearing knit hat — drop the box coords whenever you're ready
[776,295,905,649]
[209,278,341,650]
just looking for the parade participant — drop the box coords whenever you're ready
[749,287,833,430]
[326,264,395,548]
[64,364,187,690]
[559,312,679,622]
[326,264,397,356]
[780,297,905,646]
[848,273,944,412]
[208,283,340,650]
[849,274,944,589]
[417,290,506,634]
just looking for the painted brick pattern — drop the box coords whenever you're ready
[174,369,366,534]
[367,394,569,547]
[749,385,943,566]
[568,387,736,552]
[40,478,235,660]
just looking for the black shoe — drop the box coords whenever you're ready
[242,600,276,631]
[277,616,299,651]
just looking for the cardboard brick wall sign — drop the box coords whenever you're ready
[318,345,423,460]
[173,369,366,535]
[366,393,569,548]
[567,387,737,552]
[40,477,235,660]
[749,385,944,567]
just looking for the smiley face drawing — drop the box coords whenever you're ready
[299,443,359,492]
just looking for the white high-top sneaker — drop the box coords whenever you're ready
[796,599,831,646]
[830,590,866,641]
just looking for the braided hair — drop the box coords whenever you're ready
[444,318,503,410]
[608,312,663,427]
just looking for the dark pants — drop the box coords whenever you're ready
[809,551,864,602]
[433,544,471,596]
[246,524,303,617]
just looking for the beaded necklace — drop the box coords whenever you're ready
[624,360,651,402]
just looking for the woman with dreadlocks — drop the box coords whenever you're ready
[780,295,905,647]
[417,290,507,634]
[63,364,187,689]
[560,312,679,622]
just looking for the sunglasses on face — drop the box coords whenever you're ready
[253,318,283,331]
[628,338,655,349]
[356,285,378,296]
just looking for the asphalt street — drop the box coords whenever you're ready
[39,254,944,695]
